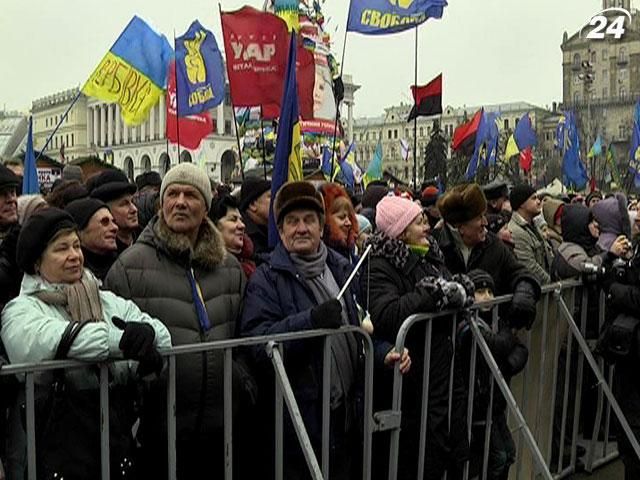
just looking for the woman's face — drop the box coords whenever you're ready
[400,213,430,246]
[216,207,245,253]
[330,206,353,244]
[588,219,600,239]
[38,231,84,284]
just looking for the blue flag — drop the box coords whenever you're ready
[629,101,640,187]
[484,111,500,166]
[321,146,332,178]
[175,20,225,116]
[514,112,537,151]
[562,111,588,190]
[336,143,356,189]
[22,116,39,195]
[466,109,488,179]
[347,0,447,35]
[363,140,383,186]
[268,33,303,248]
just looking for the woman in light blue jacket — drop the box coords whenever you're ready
[0,208,172,480]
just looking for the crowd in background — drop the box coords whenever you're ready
[0,158,640,479]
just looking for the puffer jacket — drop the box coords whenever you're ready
[103,214,247,434]
[362,232,469,480]
[1,271,171,387]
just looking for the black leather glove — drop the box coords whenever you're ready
[310,299,343,329]
[508,281,538,330]
[505,342,529,376]
[112,316,156,360]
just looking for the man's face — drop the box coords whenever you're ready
[162,184,207,236]
[0,186,18,227]
[279,209,323,256]
[250,190,271,225]
[459,214,488,247]
[520,194,542,217]
[107,194,138,231]
[80,208,118,254]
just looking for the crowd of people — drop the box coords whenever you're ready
[0,158,639,479]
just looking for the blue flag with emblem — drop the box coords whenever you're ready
[514,112,537,151]
[562,111,588,190]
[175,20,225,116]
[347,0,447,35]
[629,101,640,187]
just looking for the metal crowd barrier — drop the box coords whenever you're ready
[2,279,639,480]
[0,326,374,480]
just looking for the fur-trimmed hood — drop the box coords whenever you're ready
[140,213,227,270]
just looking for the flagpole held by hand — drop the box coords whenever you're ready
[336,244,373,333]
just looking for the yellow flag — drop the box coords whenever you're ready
[504,134,519,161]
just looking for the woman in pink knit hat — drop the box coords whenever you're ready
[362,195,474,480]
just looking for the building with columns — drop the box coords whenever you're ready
[341,74,360,142]
[32,88,239,182]
[32,88,89,162]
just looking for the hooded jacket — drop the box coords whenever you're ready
[104,214,247,435]
[1,271,171,387]
[592,194,631,252]
[542,198,564,253]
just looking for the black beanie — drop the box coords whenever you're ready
[65,198,110,230]
[468,269,495,293]
[88,169,137,202]
[509,184,537,211]
[135,171,162,191]
[240,177,271,211]
[17,208,77,275]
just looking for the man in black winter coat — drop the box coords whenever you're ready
[432,183,541,330]
[0,164,22,311]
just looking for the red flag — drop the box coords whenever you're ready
[452,109,482,153]
[519,147,533,172]
[221,7,289,109]
[408,74,443,121]
[166,61,213,149]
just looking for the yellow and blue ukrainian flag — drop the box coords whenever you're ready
[268,33,303,247]
[82,16,173,126]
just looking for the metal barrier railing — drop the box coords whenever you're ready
[1,279,639,480]
[0,326,374,480]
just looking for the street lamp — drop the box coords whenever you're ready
[579,56,595,187]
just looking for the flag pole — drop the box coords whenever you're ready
[260,106,268,180]
[330,5,352,180]
[219,4,245,181]
[412,25,419,190]
[36,89,82,162]
[173,31,183,163]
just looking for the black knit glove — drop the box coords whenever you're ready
[135,349,164,378]
[417,276,467,311]
[508,281,538,330]
[112,316,156,360]
[310,299,343,329]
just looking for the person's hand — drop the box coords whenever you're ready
[610,235,631,258]
[310,299,343,329]
[384,348,411,374]
[112,317,156,360]
[508,281,538,330]
[135,349,164,378]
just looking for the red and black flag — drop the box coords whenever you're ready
[407,74,443,122]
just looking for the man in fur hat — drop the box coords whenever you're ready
[104,163,253,479]
[432,183,541,329]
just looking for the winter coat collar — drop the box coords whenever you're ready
[138,214,227,270]
[268,241,350,281]
[20,270,100,296]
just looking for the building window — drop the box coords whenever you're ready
[602,69,608,80]
[574,91,580,102]
[404,128,409,138]
[394,129,398,139]
[573,53,581,67]
[504,119,509,130]
[225,120,232,135]
[388,130,392,140]
[65,134,69,146]
[54,137,58,148]
[602,49,608,61]
[419,127,424,137]
[603,87,608,98]
[366,132,369,141]
[620,68,627,79]
[71,133,74,146]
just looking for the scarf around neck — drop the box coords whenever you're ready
[33,273,104,324]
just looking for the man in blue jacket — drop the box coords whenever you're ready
[240,181,409,480]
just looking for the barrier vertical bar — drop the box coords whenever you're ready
[275,346,284,480]
[25,373,36,480]
[99,363,110,480]
[462,332,478,480]
[535,293,550,459]
[415,321,433,480]
[555,291,640,460]
[322,336,332,478]
[224,348,233,480]
[167,355,177,480]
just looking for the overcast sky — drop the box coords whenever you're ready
[0,0,612,118]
